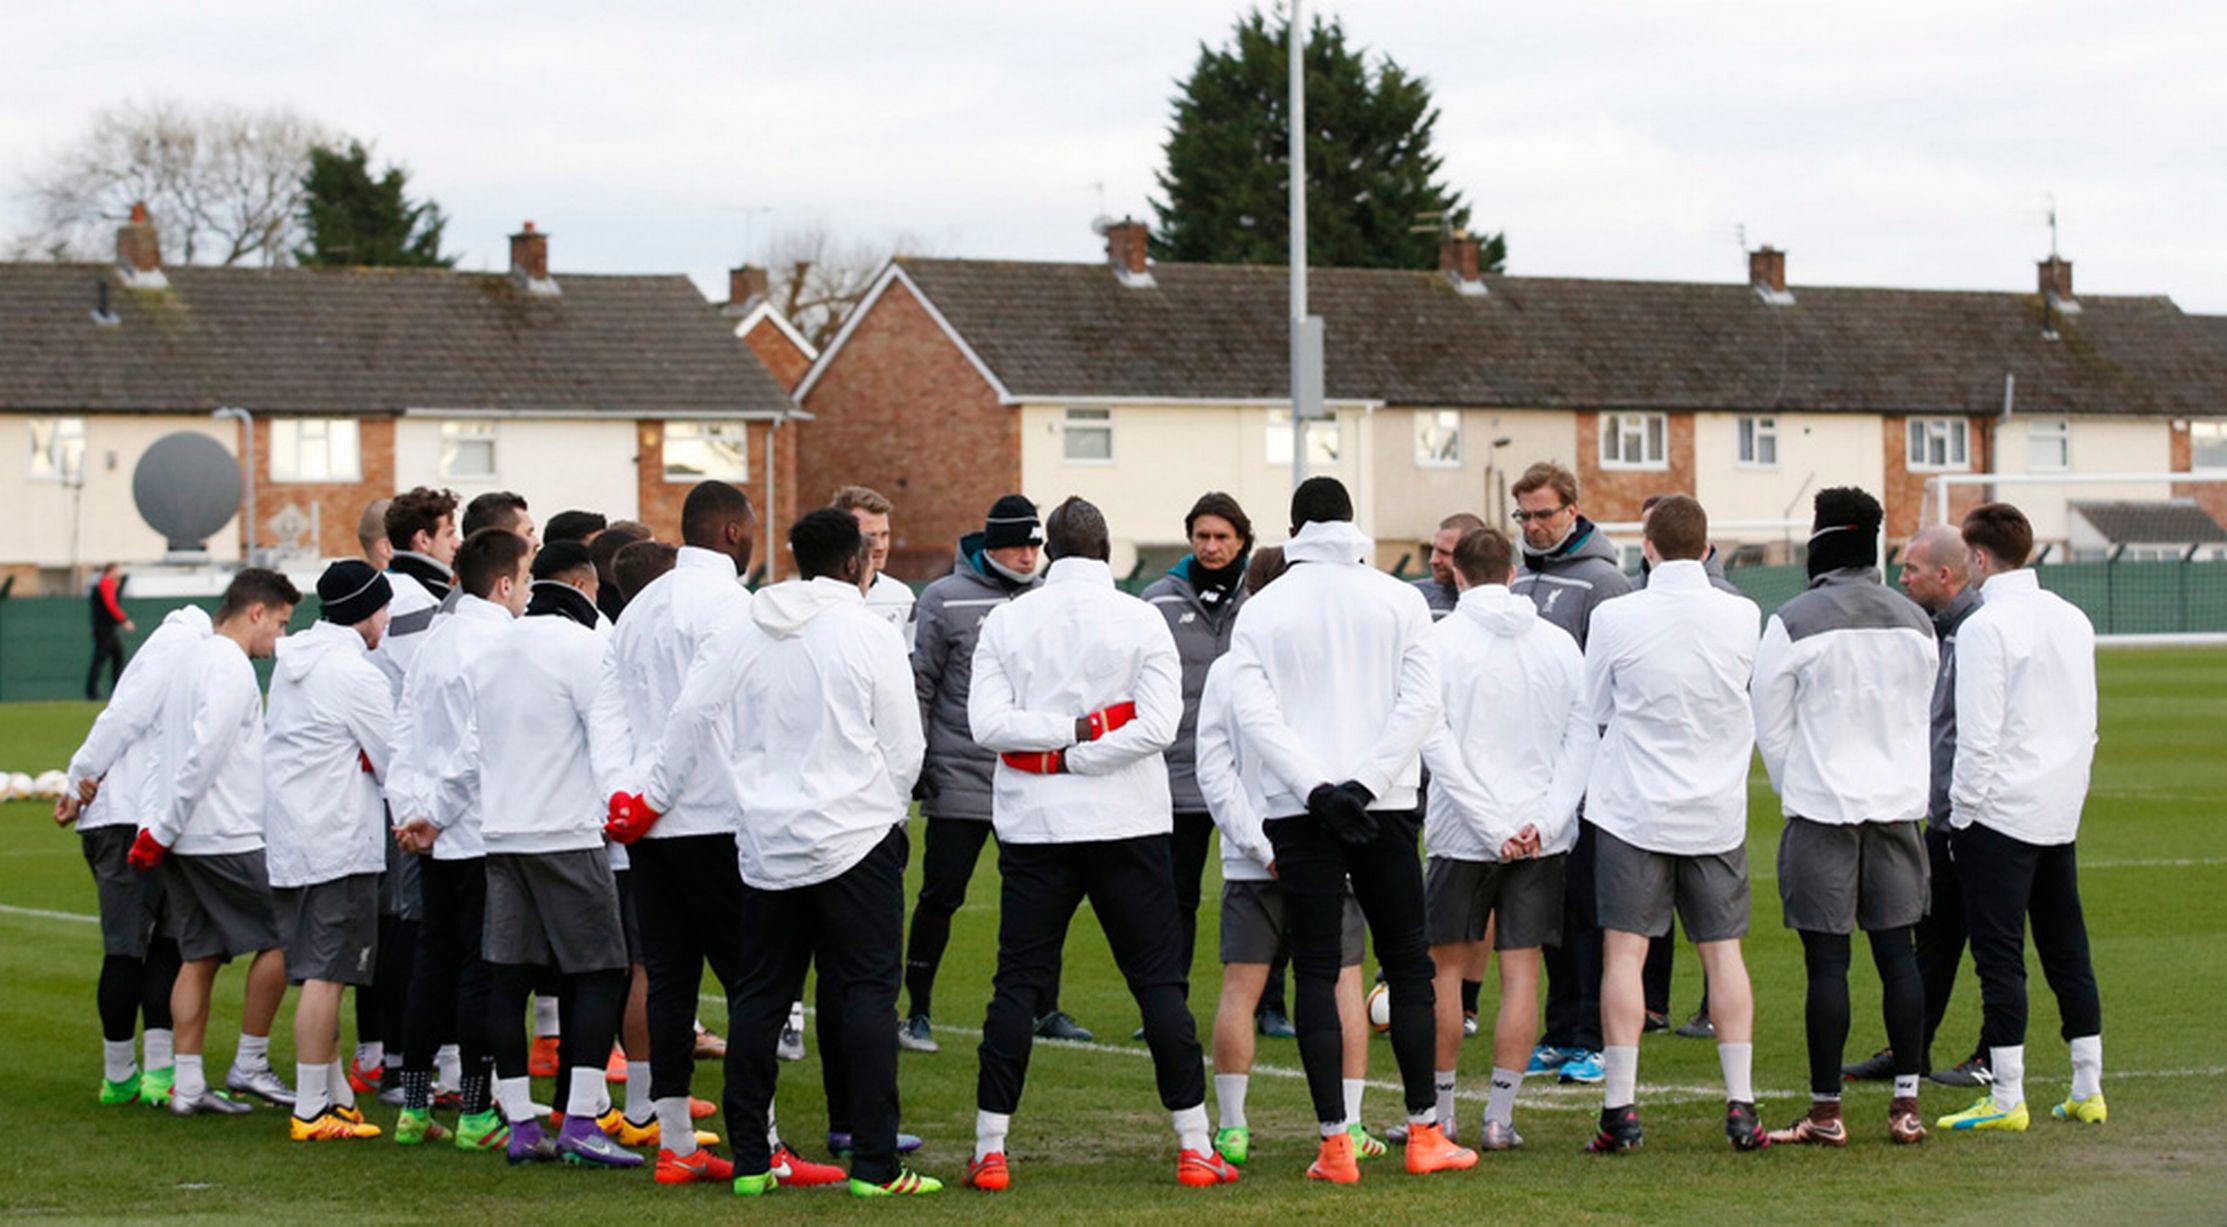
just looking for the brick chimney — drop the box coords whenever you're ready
[1104,217,1152,286]
[510,221,557,294]
[1749,246,1786,293]
[2038,256,2074,302]
[115,202,166,288]
[1439,234,1486,296]
[730,264,769,308]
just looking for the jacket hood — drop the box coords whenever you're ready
[1284,520,1372,567]
[274,618,361,682]
[1455,584,1538,637]
[162,605,214,637]
[750,577,861,638]
[1523,515,1620,568]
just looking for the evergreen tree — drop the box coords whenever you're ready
[1151,9,1504,272]
[295,142,453,267]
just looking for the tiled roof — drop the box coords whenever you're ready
[896,257,2227,416]
[2070,499,2227,544]
[0,263,796,417]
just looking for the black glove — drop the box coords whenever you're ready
[1308,780,1379,845]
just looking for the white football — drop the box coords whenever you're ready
[1366,981,1392,1033]
[33,770,68,800]
[4,772,32,801]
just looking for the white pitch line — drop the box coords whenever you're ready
[0,902,98,924]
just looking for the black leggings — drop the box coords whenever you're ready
[1953,823,2102,1050]
[1540,820,1603,1051]
[403,856,494,1113]
[97,939,179,1042]
[489,963,626,1120]
[1799,927,1925,1095]
[906,818,1063,1020]
[354,916,417,1057]
[1169,812,1214,996]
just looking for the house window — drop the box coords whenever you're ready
[269,418,361,482]
[1737,415,1778,466]
[1906,418,1969,470]
[1062,408,1113,463]
[2191,422,2227,471]
[1599,412,1667,469]
[438,421,497,480]
[662,421,749,481]
[1414,410,1461,467]
[1266,409,1341,466]
[27,417,87,481]
[2027,419,2070,471]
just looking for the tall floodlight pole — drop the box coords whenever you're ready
[1288,0,1309,490]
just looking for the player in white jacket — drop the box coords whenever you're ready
[1750,489,1938,1148]
[1220,477,1472,1183]
[1936,502,2106,1134]
[58,603,210,1109]
[1420,527,1594,1152]
[129,568,300,1118]
[1581,496,1768,1155]
[642,510,934,1197]
[263,560,395,1141]
[958,496,1235,1192]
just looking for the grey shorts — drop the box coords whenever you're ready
[1220,879,1365,967]
[1425,854,1566,950]
[380,829,424,921]
[483,850,627,974]
[1595,827,1750,943]
[160,850,282,963]
[82,825,164,958]
[275,873,381,985]
[614,867,642,965]
[1777,816,1930,934]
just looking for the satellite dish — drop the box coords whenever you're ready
[133,432,242,560]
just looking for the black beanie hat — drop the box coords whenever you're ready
[983,495,1043,550]
[318,559,392,626]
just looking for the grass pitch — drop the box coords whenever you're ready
[1,651,2224,1223]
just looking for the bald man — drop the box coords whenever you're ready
[1844,525,1989,1088]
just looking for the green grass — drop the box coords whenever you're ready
[3,651,2225,1223]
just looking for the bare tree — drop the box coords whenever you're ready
[11,98,334,266]
[761,225,937,351]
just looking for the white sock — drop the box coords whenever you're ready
[1320,1117,1349,1138]
[1991,1044,2025,1111]
[1893,1074,1921,1099]
[975,1109,1011,1161]
[435,1043,461,1088]
[624,1061,653,1122]
[354,1040,383,1071]
[329,1060,356,1109]
[1344,1077,1367,1130]
[1812,1092,1841,1105]
[1214,1073,1249,1130]
[1172,1102,1210,1155]
[176,1053,207,1100]
[295,1062,331,1120]
[144,1028,174,1070]
[103,1040,138,1083]
[1432,1069,1456,1133]
[497,1075,536,1124]
[1718,1042,1754,1103]
[657,1097,697,1156]
[2070,1035,2103,1100]
[1485,1066,1523,1128]
[236,1033,271,1072]
[535,996,561,1038]
[765,1102,782,1149]
[568,1066,610,1119]
[1603,1044,1639,1110]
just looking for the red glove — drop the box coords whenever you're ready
[1079,701,1137,742]
[604,792,662,845]
[358,749,376,774]
[128,828,169,870]
[1000,749,1068,775]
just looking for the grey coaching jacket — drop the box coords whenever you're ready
[1511,517,1633,648]
[1139,559,1247,814]
[910,534,1041,821]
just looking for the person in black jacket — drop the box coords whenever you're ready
[86,563,134,699]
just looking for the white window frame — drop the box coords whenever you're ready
[438,420,498,481]
[1736,415,1779,467]
[1413,409,1462,468]
[2026,418,2070,472]
[1266,409,1341,467]
[27,417,87,482]
[661,420,750,483]
[1061,407,1114,465]
[1598,411,1667,470]
[2189,421,2227,472]
[1906,417,1969,471]
[269,417,362,483]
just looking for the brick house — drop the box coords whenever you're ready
[795,223,2227,577]
[1,208,804,593]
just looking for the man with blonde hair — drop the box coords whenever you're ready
[831,486,915,632]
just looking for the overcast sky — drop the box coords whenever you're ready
[8,0,2224,311]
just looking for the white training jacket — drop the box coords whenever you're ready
[67,605,212,832]
[1221,519,1441,817]
[1751,567,1938,827]
[371,560,449,698]
[146,634,266,855]
[263,619,393,887]
[597,546,749,840]
[389,594,513,861]
[470,606,631,857]
[1193,656,1275,882]
[1421,584,1594,862]
[865,571,916,645]
[1583,559,1761,856]
[967,556,1181,845]
[1950,568,2098,846]
[647,578,924,889]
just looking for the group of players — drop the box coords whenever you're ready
[57,458,2108,1197]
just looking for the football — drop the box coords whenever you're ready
[1366,981,1392,1033]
